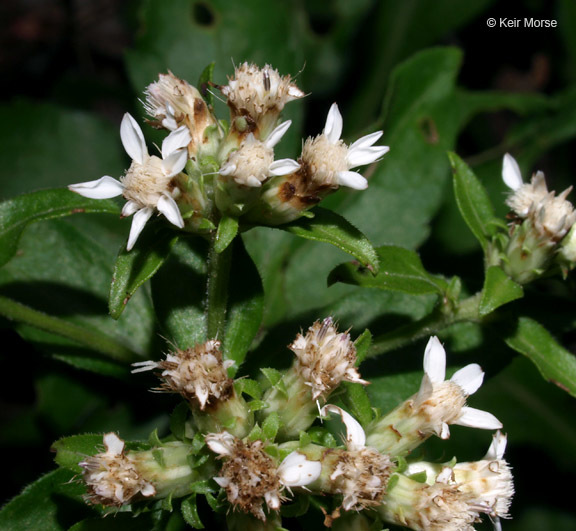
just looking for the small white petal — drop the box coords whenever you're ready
[68,176,123,199]
[140,483,156,497]
[436,466,453,484]
[219,163,237,176]
[269,158,300,176]
[347,145,390,167]
[265,120,292,148]
[324,103,343,144]
[349,130,383,150]
[157,194,184,228]
[131,360,159,373]
[120,113,148,165]
[423,336,446,384]
[485,430,507,460]
[103,433,124,455]
[126,207,153,251]
[245,175,263,187]
[162,149,188,177]
[456,407,503,430]
[439,422,451,440]
[321,404,366,449]
[206,432,236,456]
[451,363,484,396]
[122,200,140,217]
[162,126,191,159]
[264,491,281,509]
[502,153,523,191]
[335,170,368,190]
[214,476,229,488]
[278,452,321,487]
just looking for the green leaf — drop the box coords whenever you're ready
[215,215,239,254]
[151,237,208,348]
[505,317,576,397]
[329,245,447,295]
[449,151,498,250]
[479,266,524,316]
[262,412,281,440]
[0,189,120,268]
[282,207,379,272]
[341,382,373,426]
[234,378,263,400]
[52,434,103,473]
[181,494,204,529]
[354,329,372,365]
[222,238,264,372]
[109,229,178,319]
[198,62,216,106]
[0,469,92,531]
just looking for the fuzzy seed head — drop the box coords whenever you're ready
[79,433,156,507]
[290,317,368,400]
[300,135,349,188]
[222,135,275,187]
[329,447,393,512]
[222,63,304,124]
[121,156,175,208]
[415,379,468,435]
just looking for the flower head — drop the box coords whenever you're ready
[206,432,321,520]
[502,153,576,241]
[319,405,393,513]
[219,121,300,187]
[132,339,234,410]
[221,62,305,138]
[299,103,389,191]
[68,113,190,250]
[79,433,156,506]
[290,317,368,401]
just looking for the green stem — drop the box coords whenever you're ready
[368,292,482,357]
[205,233,233,340]
[0,295,139,362]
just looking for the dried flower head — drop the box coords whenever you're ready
[206,432,321,520]
[68,113,190,250]
[290,317,368,400]
[132,339,234,410]
[221,62,304,137]
[503,153,576,241]
[79,433,156,507]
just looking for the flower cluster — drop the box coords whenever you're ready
[68,63,389,250]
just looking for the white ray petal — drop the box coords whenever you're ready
[456,407,503,430]
[120,113,147,164]
[205,432,236,456]
[157,194,184,228]
[131,360,159,373]
[324,103,343,144]
[219,163,237,176]
[162,149,188,177]
[213,476,229,488]
[451,363,484,396]
[485,431,507,460]
[68,176,123,199]
[269,158,300,176]
[264,491,281,510]
[265,120,292,148]
[122,200,140,217]
[140,483,156,497]
[103,433,124,455]
[162,126,191,159]
[321,404,366,449]
[126,207,153,251]
[423,336,446,384]
[349,130,383,150]
[278,452,321,487]
[502,153,523,191]
[347,145,390,167]
[335,170,368,190]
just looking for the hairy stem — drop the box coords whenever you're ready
[205,233,233,340]
[368,292,482,357]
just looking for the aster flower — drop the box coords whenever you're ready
[205,432,321,520]
[319,405,393,513]
[68,113,190,250]
[366,336,502,455]
[502,153,575,241]
[299,103,389,190]
[79,432,156,506]
[290,317,368,401]
[219,121,300,187]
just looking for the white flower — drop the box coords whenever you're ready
[502,153,575,241]
[219,121,300,187]
[320,405,393,511]
[300,103,389,190]
[206,431,321,520]
[68,113,191,250]
[418,336,503,439]
[79,432,156,506]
